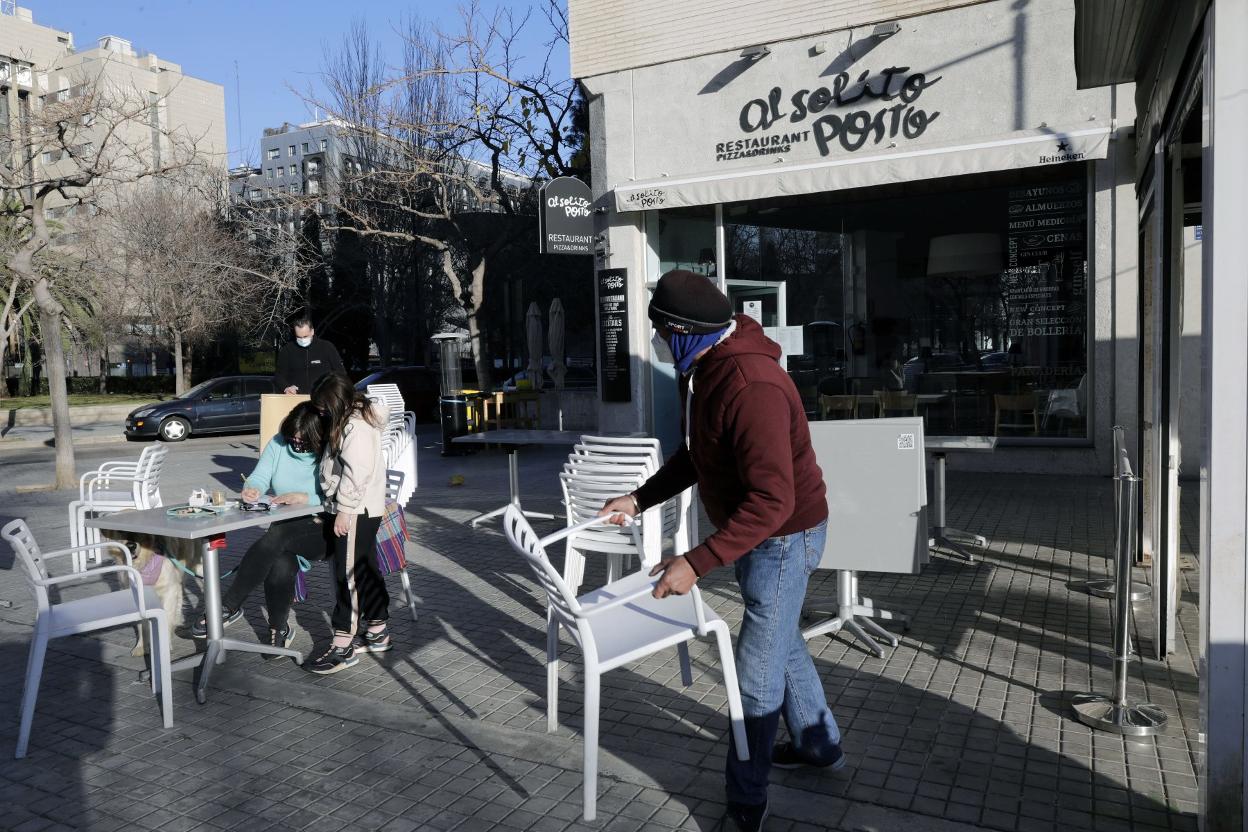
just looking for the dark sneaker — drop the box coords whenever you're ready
[353,627,393,654]
[268,626,293,651]
[771,742,846,771]
[308,644,358,675]
[190,605,243,638]
[724,800,769,832]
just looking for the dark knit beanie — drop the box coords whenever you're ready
[648,270,733,335]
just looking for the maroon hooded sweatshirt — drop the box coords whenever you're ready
[633,315,828,576]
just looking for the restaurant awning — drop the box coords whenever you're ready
[613,124,1113,213]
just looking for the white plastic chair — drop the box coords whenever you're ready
[561,438,696,592]
[573,438,697,544]
[367,384,407,434]
[1,519,173,759]
[370,386,417,503]
[502,506,747,821]
[68,445,168,571]
[560,472,660,593]
[384,469,418,621]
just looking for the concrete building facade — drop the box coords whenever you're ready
[576,0,1141,476]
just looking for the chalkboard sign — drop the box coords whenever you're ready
[597,268,631,402]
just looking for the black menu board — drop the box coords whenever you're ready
[1001,178,1087,380]
[597,268,632,402]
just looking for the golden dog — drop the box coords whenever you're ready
[100,527,202,656]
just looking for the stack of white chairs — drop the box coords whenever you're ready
[67,445,168,572]
[560,435,696,594]
[368,383,418,502]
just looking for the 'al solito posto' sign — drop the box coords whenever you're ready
[539,176,593,255]
[714,66,941,163]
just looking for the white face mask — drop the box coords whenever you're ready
[651,331,675,365]
[295,336,313,348]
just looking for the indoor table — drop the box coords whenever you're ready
[87,502,320,703]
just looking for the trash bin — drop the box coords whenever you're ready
[433,332,472,456]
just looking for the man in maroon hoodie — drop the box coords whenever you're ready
[600,270,843,832]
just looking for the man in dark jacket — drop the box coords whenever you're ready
[274,317,346,395]
[600,270,843,832]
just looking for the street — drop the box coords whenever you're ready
[0,435,258,486]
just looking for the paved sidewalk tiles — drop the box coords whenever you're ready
[0,437,1202,830]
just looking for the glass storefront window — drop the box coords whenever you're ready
[718,164,1090,441]
[646,206,717,279]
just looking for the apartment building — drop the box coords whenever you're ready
[229,119,341,231]
[231,117,533,233]
[0,3,226,379]
[0,4,226,209]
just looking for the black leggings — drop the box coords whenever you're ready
[330,510,387,635]
[220,510,389,635]
[222,514,333,629]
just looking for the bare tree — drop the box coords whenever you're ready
[0,69,203,487]
[94,172,301,394]
[311,2,585,389]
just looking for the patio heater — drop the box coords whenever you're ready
[433,332,471,456]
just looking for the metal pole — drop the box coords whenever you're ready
[1071,472,1167,735]
[1111,474,1136,706]
[1087,425,1151,601]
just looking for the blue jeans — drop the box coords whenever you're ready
[726,519,841,806]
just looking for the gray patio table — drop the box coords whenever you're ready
[86,502,321,703]
[927,435,997,562]
[452,429,593,527]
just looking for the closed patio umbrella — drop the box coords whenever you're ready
[526,302,544,392]
[548,298,567,430]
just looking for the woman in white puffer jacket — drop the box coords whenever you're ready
[306,373,389,674]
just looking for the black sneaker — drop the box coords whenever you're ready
[353,627,393,654]
[771,742,847,771]
[308,644,358,675]
[268,626,293,650]
[190,606,243,638]
[724,800,769,832]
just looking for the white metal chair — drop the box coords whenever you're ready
[68,445,168,571]
[1,519,173,759]
[502,506,747,821]
[384,469,418,621]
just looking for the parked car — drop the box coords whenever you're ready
[354,366,439,423]
[978,351,1011,370]
[125,375,274,442]
[902,351,968,391]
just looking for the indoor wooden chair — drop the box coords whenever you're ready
[994,392,1040,435]
[876,391,918,417]
[819,394,857,420]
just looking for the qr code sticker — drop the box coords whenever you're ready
[897,433,915,450]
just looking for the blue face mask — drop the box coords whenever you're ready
[669,328,728,374]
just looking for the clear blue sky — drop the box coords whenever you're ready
[27,0,567,168]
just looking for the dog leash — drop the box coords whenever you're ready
[166,554,312,581]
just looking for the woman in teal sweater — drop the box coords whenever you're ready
[192,402,333,649]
